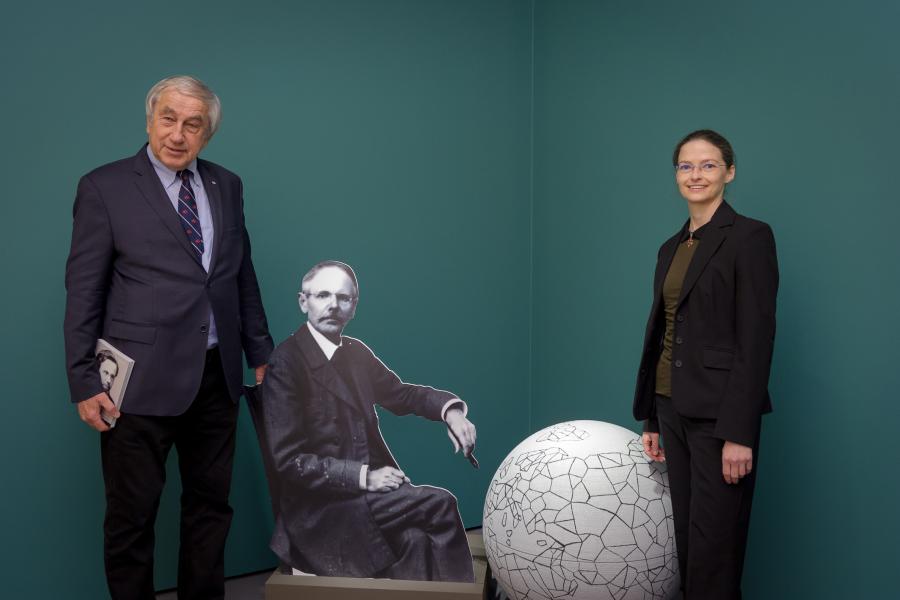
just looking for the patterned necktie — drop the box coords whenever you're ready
[176,169,204,256]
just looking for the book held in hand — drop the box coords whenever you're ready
[94,339,135,428]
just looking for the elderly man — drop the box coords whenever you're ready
[255,260,476,582]
[64,76,273,600]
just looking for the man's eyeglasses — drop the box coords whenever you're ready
[675,161,726,174]
[300,290,357,307]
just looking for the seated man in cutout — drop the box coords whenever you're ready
[256,260,476,582]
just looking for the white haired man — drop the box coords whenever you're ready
[64,75,273,599]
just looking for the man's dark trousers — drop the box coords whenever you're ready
[367,484,474,582]
[101,348,236,600]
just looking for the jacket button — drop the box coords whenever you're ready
[674,360,683,368]
[200,324,208,333]
[675,336,683,344]
[676,314,685,322]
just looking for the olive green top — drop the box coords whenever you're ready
[655,238,700,398]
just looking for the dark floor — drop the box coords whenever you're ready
[156,570,682,600]
[155,569,272,600]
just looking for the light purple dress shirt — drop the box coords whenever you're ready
[146,146,218,348]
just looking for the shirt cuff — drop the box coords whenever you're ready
[359,464,368,490]
[441,398,466,421]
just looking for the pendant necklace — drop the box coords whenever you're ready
[687,229,696,248]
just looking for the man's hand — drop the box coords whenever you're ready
[366,466,409,492]
[445,407,476,457]
[255,364,268,384]
[77,392,120,432]
[722,440,753,484]
[641,432,666,462]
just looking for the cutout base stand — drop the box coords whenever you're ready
[265,531,488,600]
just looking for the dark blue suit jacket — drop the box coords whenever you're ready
[64,145,273,415]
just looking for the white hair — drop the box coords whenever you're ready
[145,75,222,140]
[300,261,360,297]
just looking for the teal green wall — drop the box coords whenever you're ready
[3,0,897,598]
[0,1,532,598]
[531,1,899,598]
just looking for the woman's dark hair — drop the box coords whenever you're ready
[672,129,735,168]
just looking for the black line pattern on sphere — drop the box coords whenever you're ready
[535,423,590,443]
[485,434,678,600]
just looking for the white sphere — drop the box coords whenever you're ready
[483,420,679,600]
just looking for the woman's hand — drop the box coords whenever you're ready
[722,440,753,484]
[642,432,666,462]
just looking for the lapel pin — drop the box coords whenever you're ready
[211,180,217,185]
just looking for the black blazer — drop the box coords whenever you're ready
[64,146,273,415]
[633,202,778,447]
[255,325,455,577]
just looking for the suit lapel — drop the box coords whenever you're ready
[295,326,362,414]
[649,229,683,319]
[339,339,377,420]
[676,201,736,309]
[198,160,224,278]
[131,147,205,269]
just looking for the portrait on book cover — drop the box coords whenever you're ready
[94,339,135,427]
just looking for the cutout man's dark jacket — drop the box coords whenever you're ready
[255,325,454,576]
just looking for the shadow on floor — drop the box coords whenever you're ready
[155,569,273,600]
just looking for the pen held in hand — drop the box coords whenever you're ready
[448,427,479,469]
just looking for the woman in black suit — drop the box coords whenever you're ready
[633,130,778,599]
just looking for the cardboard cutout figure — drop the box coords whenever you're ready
[249,261,477,582]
